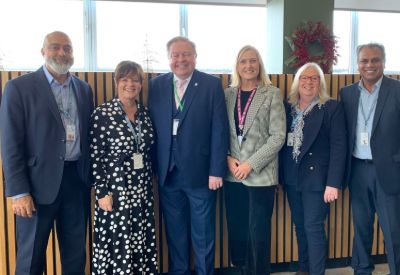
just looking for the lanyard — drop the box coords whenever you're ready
[173,81,185,112]
[237,87,257,133]
[360,96,378,130]
[117,100,142,153]
[56,85,73,121]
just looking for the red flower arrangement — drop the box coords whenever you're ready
[285,21,339,73]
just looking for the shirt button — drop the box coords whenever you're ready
[309,166,314,170]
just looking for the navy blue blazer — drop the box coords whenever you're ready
[340,76,400,194]
[0,67,94,204]
[148,70,229,187]
[280,100,347,191]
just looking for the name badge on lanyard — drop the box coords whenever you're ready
[360,131,369,146]
[173,119,179,136]
[66,124,76,141]
[237,87,257,147]
[287,132,294,146]
[117,100,144,170]
[359,96,377,147]
[133,153,144,170]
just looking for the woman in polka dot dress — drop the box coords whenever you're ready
[90,61,157,275]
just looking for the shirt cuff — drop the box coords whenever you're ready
[12,193,30,200]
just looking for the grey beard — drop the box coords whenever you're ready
[46,57,73,75]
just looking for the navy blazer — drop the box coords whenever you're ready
[280,100,347,191]
[148,70,229,187]
[340,76,400,194]
[0,67,94,204]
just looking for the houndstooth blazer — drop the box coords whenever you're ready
[224,85,286,187]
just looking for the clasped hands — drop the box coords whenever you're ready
[227,156,252,181]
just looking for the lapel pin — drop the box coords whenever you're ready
[194,83,198,87]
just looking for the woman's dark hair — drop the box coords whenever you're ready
[114,60,144,84]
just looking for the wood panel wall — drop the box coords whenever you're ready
[1,71,399,275]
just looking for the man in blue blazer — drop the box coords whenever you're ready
[340,43,400,275]
[148,36,229,275]
[0,31,93,275]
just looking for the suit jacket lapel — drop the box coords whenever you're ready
[163,73,174,134]
[179,70,200,125]
[298,106,324,161]
[34,68,64,127]
[243,86,265,136]
[227,88,238,144]
[349,84,360,141]
[372,76,390,135]
[71,77,84,135]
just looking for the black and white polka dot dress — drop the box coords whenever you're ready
[90,98,157,275]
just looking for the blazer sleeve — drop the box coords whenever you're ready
[147,79,159,175]
[326,101,347,189]
[247,88,286,173]
[209,79,229,177]
[0,81,31,197]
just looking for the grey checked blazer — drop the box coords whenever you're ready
[224,85,286,187]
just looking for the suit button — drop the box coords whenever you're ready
[309,166,314,170]
[61,139,65,143]
[59,156,65,161]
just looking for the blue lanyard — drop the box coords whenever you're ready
[117,100,142,153]
[360,96,378,130]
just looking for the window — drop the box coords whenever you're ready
[187,4,267,73]
[96,2,180,71]
[0,0,267,72]
[0,0,84,71]
[357,11,400,73]
[2,1,399,73]
[332,11,352,73]
[333,10,400,73]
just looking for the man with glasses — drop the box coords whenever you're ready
[340,43,400,275]
[0,31,93,275]
[148,36,229,275]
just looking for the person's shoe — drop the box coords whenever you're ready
[294,272,309,275]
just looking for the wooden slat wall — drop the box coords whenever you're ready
[1,72,399,275]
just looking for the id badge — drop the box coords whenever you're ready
[287,132,294,147]
[360,131,369,146]
[133,153,144,170]
[238,135,243,146]
[66,124,76,141]
[173,119,179,136]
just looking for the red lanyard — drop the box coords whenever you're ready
[237,87,257,132]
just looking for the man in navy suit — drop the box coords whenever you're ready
[148,36,229,275]
[340,43,400,275]
[0,31,93,275]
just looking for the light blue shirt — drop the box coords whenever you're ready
[353,76,383,160]
[43,65,81,161]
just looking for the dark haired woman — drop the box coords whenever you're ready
[90,61,157,274]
